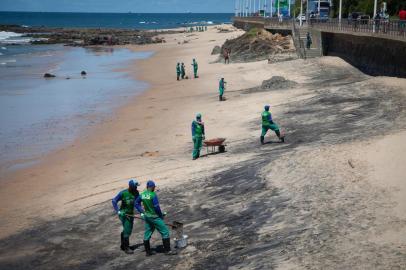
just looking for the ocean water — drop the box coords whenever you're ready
[0,12,231,174]
[0,12,233,29]
[0,44,152,173]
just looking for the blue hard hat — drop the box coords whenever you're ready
[147,180,156,188]
[129,179,140,188]
[264,105,270,111]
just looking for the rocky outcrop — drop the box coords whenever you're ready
[0,25,181,46]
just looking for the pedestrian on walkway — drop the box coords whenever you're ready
[306,32,312,49]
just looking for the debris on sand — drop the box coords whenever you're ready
[220,28,296,63]
[242,76,298,94]
[211,45,221,55]
[140,151,159,157]
[261,76,298,90]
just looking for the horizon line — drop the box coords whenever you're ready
[0,11,234,14]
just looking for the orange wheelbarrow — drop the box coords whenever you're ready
[203,138,226,154]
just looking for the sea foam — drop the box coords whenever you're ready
[0,31,31,44]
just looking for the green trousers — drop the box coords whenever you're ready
[119,215,134,238]
[219,87,224,96]
[144,216,170,241]
[194,69,198,78]
[261,123,279,137]
[193,136,203,159]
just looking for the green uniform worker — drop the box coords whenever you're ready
[192,59,198,78]
[135,180,176,256]
[261,105,284,144]
[112,179,140,254]
[181,63,186,79]
[219,78,226,101]
[191,113,205,160]
[176,63,181,81]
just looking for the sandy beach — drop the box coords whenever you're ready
[1,25,406,269]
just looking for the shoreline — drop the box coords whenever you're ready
[0,44,151,176]
[0,25,244,238]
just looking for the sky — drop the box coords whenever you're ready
[0,0,235,13]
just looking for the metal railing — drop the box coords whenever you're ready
[234,16,406,40]
[292,21,306,59]
[310,18,406,39]
[264,17,293,29]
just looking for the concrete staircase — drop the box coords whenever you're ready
[294,24,322,59]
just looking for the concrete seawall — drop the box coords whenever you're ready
[321,32,406,78]
[233,17,406,78]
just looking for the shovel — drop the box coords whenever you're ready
[126,214,184,235]
[126,214,187,248]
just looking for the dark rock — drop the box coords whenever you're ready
[44,73,56,78]
[211,45,221,55]
[0,25,183,47]
[81,71,87,76]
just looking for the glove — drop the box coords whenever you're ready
[140,213,145,220]
[118,211,125,218]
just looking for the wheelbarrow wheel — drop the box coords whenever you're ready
[219,145,225,153]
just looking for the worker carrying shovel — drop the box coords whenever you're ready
[261,105,284,144]
[111,179,140,254]
[191,113,205,160]
[135,180,177,256]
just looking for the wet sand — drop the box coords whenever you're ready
[1,25,406,269]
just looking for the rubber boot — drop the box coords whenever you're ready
[275,130,284,143]
[143,240,154,256]
[260,136,265,145]
[123,237,134,254]
[163,238,177,255]
[120,232,125,251]
[219,95,222,101]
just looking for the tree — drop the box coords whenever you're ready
[330,0,404,17]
